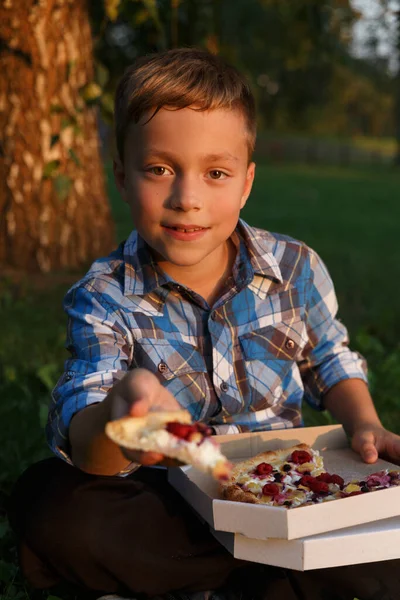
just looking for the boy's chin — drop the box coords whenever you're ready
[157,249,211,268]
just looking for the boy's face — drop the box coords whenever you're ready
[114,106,255,275]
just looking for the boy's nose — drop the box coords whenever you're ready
[169,177,203,211]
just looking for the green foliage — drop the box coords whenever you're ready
[90,0,395,140]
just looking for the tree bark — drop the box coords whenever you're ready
[0,0,115,272]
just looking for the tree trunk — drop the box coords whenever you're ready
[0,0,115,272]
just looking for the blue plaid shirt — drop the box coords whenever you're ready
[47,219,367,471]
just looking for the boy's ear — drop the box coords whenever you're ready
[113,157,127,201]
[240,162,256,209]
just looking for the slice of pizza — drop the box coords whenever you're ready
[221,444,345,508]
[105,409,232,480]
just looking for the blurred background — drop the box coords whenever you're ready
[1,1,400,597]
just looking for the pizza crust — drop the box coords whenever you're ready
[105,409,192,448]
[105,409,231,480]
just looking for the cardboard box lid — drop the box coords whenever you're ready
[168,425,400,540]
[212,516,400,571]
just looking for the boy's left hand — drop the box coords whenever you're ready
[351,425,400,465]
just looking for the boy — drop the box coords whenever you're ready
[9,48,400,600]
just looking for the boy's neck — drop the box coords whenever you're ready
[157,238,237,307]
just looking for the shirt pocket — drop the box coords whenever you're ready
[132,338,208,419]
[239,319,307,410]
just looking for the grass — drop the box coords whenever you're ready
[1,161,400,599]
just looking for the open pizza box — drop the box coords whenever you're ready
[168,425,400,543]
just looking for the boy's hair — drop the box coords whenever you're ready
[114,47,256,162]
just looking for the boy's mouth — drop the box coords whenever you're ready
[162,224,209,241]
[163,224,209,233]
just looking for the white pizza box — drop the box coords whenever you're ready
[168,425,400,540]
[211,516,400,571]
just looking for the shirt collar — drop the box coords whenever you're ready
[123,219,282,297]
[123,231,172,297]
[236,219,283,283]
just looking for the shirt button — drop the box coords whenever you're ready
[285,338,295,350]
[65,371,73,381]
[220,381,228,393]
[158,362,168,373]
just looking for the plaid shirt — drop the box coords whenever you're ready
[47,219,367,471]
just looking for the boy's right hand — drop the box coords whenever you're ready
[106,368,182,466]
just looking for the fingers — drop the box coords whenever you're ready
[352,429,378,463]
[381,434,400,466]
[122,448,164,466]
[360,441,378,463]
[124,368,181,413]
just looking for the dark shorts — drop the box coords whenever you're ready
[7,457,400,600]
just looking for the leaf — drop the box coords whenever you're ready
[68,148,81,167]
[81,82,102,104]
[95,61,109,89]
[4,366,16,383]
[43,160,61,178]
[37,363,58,391]
[134,8,151,26]
[53,174,72,202]
[105,0,121,22]
[101,92,114,115]
[0,560,17,583]
[50,134,60,148]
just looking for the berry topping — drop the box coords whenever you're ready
[274,473,283,482]
[194,422,213,436]
[282,464,292,472]
[262,483,280,497]
[283,500,291,506]
[255,462,273,476]
[330,474,344,488]
[166,422,194,440]
[366,472,391,488]
[290,450,312,464]
[299,474,316,487]
[361,486,370,493]
[316,473,332,483]
[309,480,329,494]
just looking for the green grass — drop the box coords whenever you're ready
[107,161,400,343]
[1,162,400,599]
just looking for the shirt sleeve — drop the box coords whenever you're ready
[298,249,368,410]
[46,282,138,476]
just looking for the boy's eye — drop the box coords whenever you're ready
[209,170,227,180]
[148,166,171,176]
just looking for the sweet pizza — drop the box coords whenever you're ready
[221,443,400,508]
[105,409,232,480]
